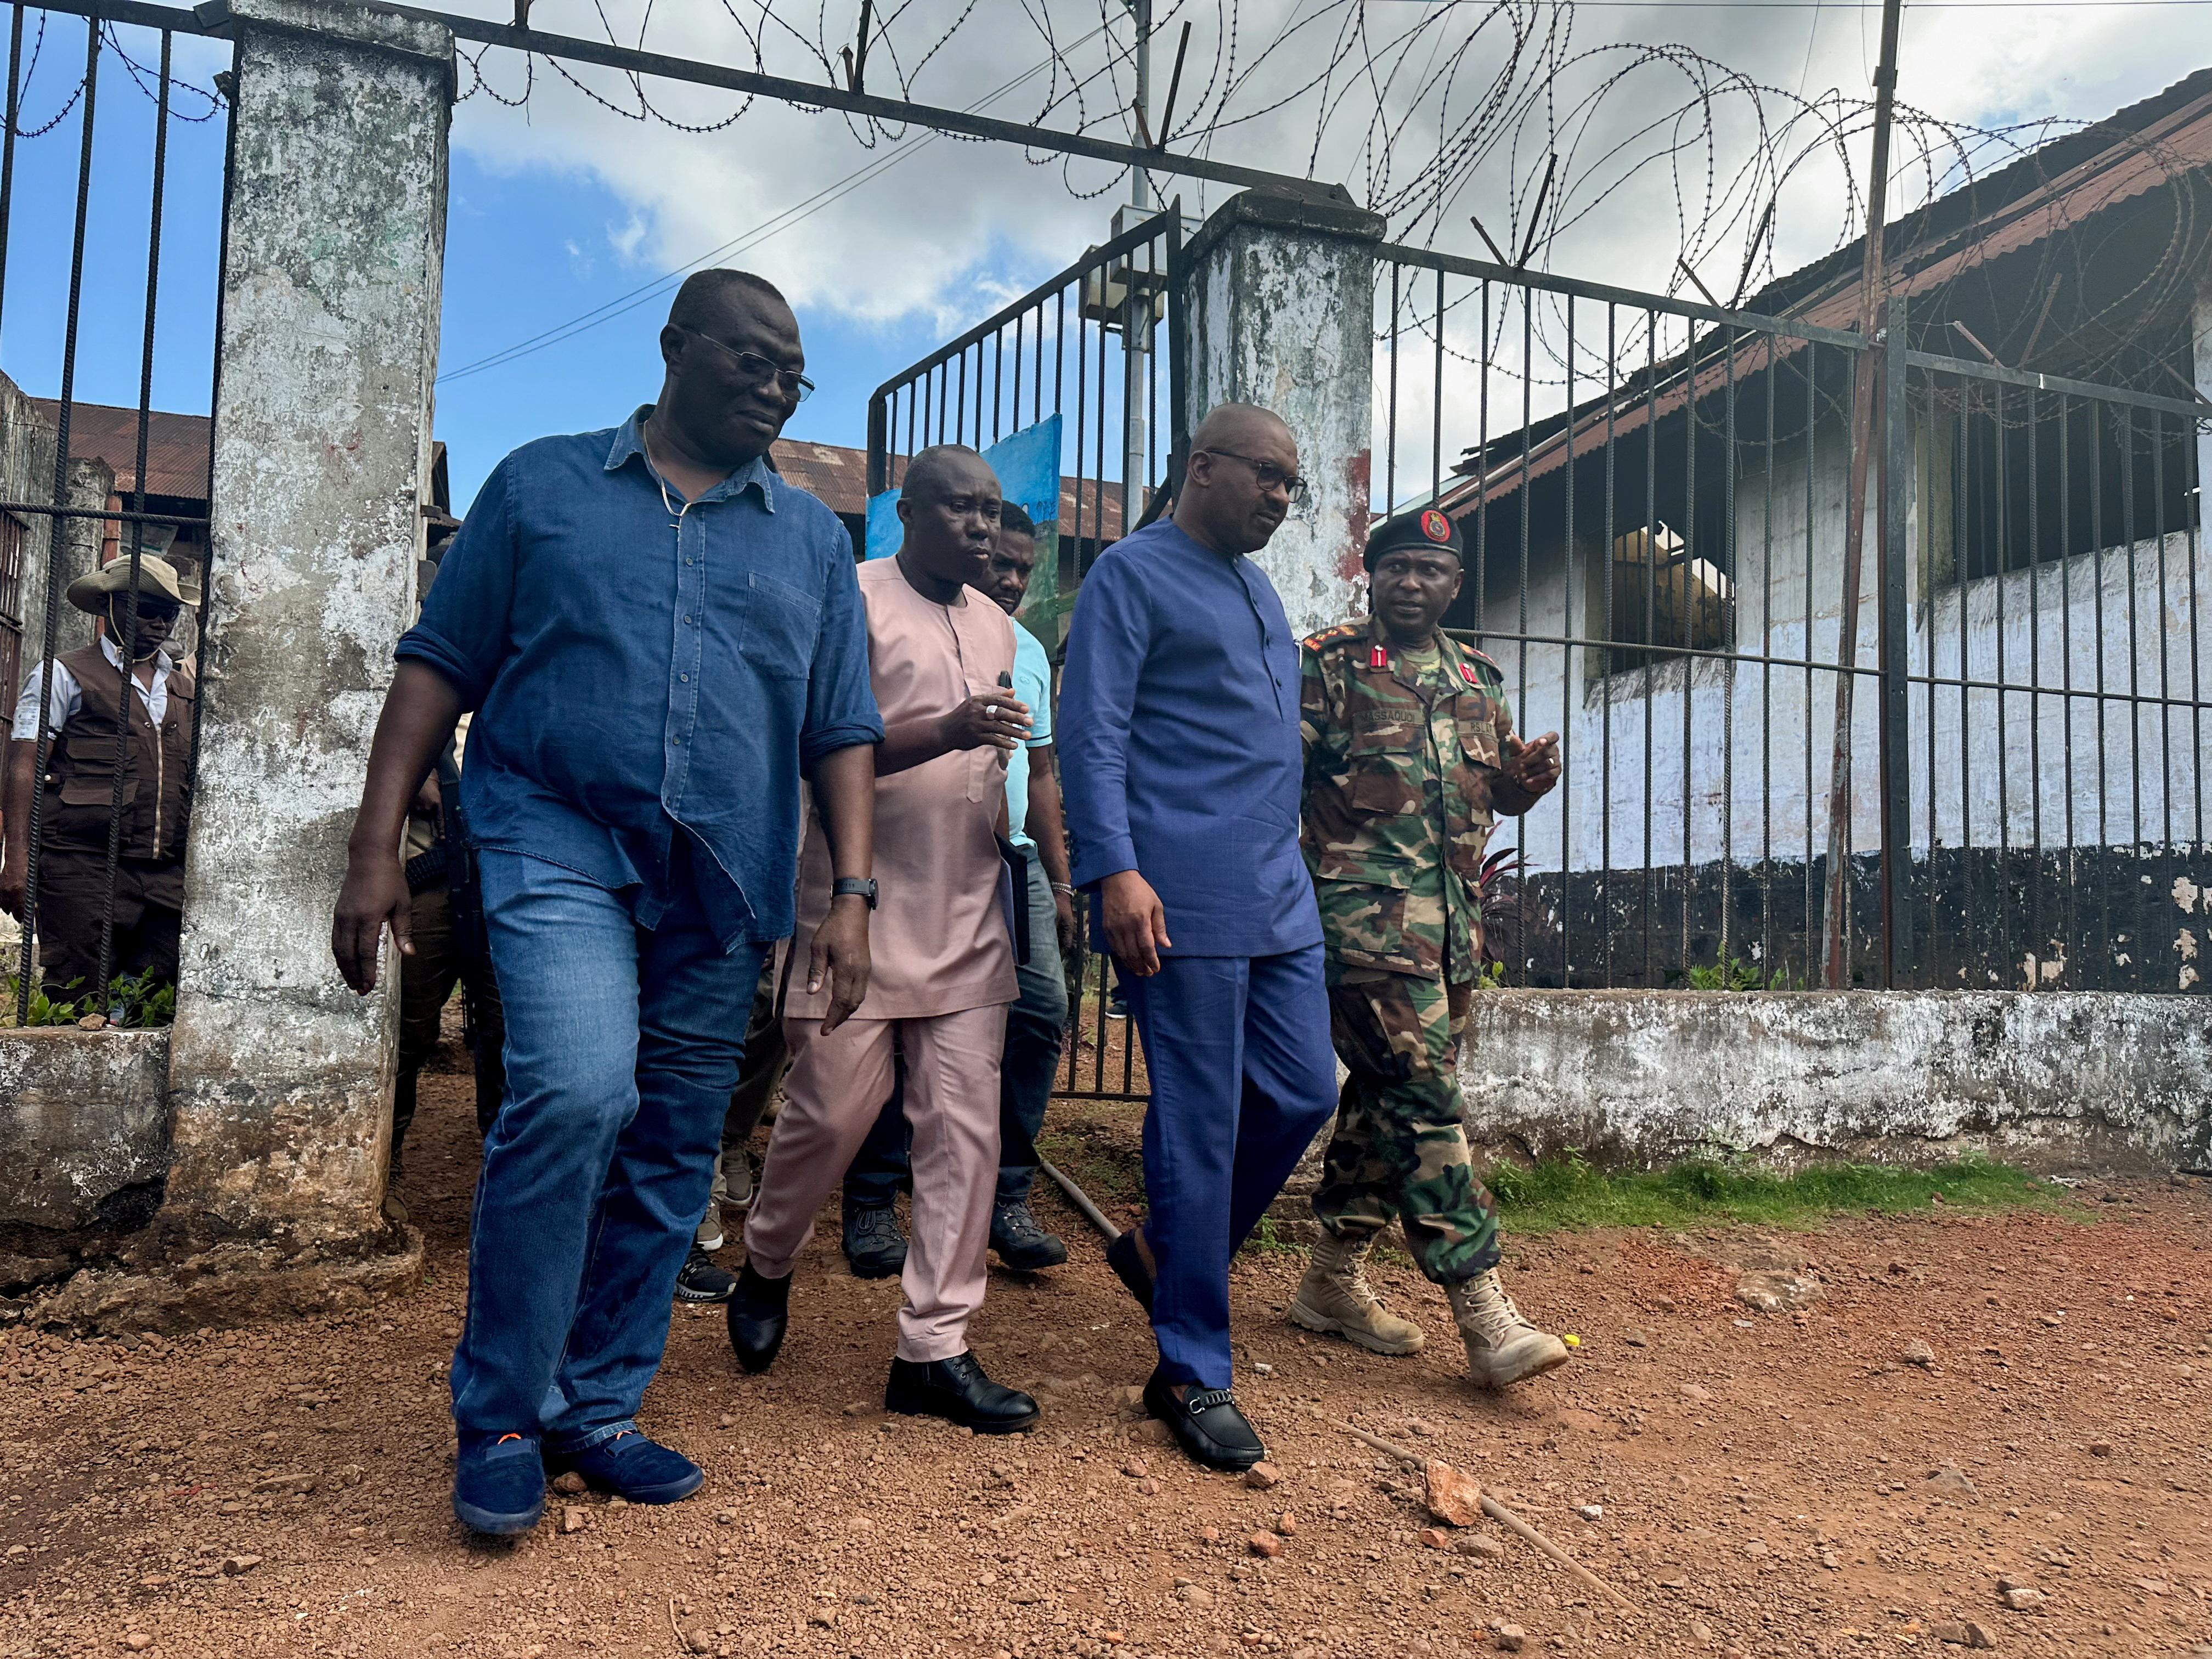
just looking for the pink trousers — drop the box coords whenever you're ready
[742,1003,1009,1361]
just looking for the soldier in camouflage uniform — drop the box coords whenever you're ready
[1293,506,1570,1390]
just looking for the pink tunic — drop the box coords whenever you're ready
[785,556,1018,1020]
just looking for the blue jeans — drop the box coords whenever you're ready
[1123,945,1336,1390]
[845,865,1068,1209]
[449,845,767,1449]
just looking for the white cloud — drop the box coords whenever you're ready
[433,1,2197,340]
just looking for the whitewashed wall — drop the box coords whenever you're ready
[1478,419,2210,890]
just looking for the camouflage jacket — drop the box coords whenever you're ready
[1300,617,1532,982]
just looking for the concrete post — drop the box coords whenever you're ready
[155,1,450,1271]
[1172,188,1386,639]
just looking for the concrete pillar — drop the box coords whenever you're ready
[1172,188,1386,638]
[155,1,450,1268]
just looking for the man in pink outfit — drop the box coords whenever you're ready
[729,444,1040,1434]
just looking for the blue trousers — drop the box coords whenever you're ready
[449,848,766,1449]
[1123,945,1337,1389]
[846,865,1069,1209]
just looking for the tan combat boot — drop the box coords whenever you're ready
[1288,1232,1426,1356]
[1446,1268,1570,1389]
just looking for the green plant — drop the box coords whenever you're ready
[1667,957,1798,992]
[1483,1151,2064,1234]
[105,969,176,1029]
[3,975,86,1027]
[1238,1213,1305,1256]
[1,970,176,1029]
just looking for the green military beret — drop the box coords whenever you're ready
[1363,505,1464,571]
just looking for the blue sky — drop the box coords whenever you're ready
[0,4,2192,522]
[435,149,1059,511]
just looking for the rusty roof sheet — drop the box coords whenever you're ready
[778,438,1126,538]
[1438,87,2212,521]
[27,399,210,501]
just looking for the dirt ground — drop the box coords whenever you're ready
[3,1040,2210,1659]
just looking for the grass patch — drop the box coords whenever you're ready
[1486,1153,2067,1235]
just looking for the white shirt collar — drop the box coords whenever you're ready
[99,635,173,678]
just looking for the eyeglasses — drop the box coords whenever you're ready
[1198,447,1310,508]
[680,327,815,404]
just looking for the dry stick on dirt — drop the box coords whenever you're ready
[1336,1422,1639,1615]
[1039,1159,1122,1239]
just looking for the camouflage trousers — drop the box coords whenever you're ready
[1313,971,1500,1284]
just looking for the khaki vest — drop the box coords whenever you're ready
[40,643,194,864]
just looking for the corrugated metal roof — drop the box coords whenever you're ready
[776,437,1126,538]
[27,400,210,501]
[1437,85,2212,520]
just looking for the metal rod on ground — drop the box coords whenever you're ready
[1039,1159,1121,1239]
[1336,1423,1638,1614]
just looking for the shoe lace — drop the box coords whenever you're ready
[996,1203,1046,1244]
[1462,1272,1531,1345]
[851,1207,901,1244]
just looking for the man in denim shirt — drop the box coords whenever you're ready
[332,270,881,1536]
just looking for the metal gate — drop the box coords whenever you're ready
[1,6,229,1025]
[866,207,1186,1099]
[1371,242,2208,995]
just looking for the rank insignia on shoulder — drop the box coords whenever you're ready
[1301,621,1365,652]
[1370,645,1390,669]
[1459,662,1482,687]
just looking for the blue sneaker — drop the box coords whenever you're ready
[549,1426,703,1505]
[453,1432,546,1535]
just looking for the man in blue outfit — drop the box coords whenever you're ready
[331,269,881,1536]
[1058,402,1339,1471]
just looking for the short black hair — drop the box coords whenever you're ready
[668,269,789,334]
[998,503,1036,539]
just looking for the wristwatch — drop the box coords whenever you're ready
[832,876,879,910]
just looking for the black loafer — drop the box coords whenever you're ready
[885,1351,1040,1435]
[725,1261,791,1375]
[1144,1368,1265,1472]
[1105,1228,1154,1313]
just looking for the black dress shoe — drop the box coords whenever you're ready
[1143,1368,1265,1472]
[884,1352,1040,1435]
[725,1261,791,1375]
[1104,1228,1154,1313]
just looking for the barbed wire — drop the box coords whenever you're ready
[4,3,2196,403]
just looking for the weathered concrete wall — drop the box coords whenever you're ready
[1,377,110,674]
[1457,989,2212,1172]
[1176,190,1386,639]
[162,0,452,1252]
[0,1030,170,1232]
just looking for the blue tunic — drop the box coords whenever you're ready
[1058,519,1322,958]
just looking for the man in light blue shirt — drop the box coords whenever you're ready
[841,504,1077,1273]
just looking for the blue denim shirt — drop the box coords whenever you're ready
[397,408,882,949]
[1057,519,1322,958]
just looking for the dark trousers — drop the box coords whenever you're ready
[392,880,508,1163]
[845,866,1069,1210]
[35,850,180,995]
[1122,945,1337,1389]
